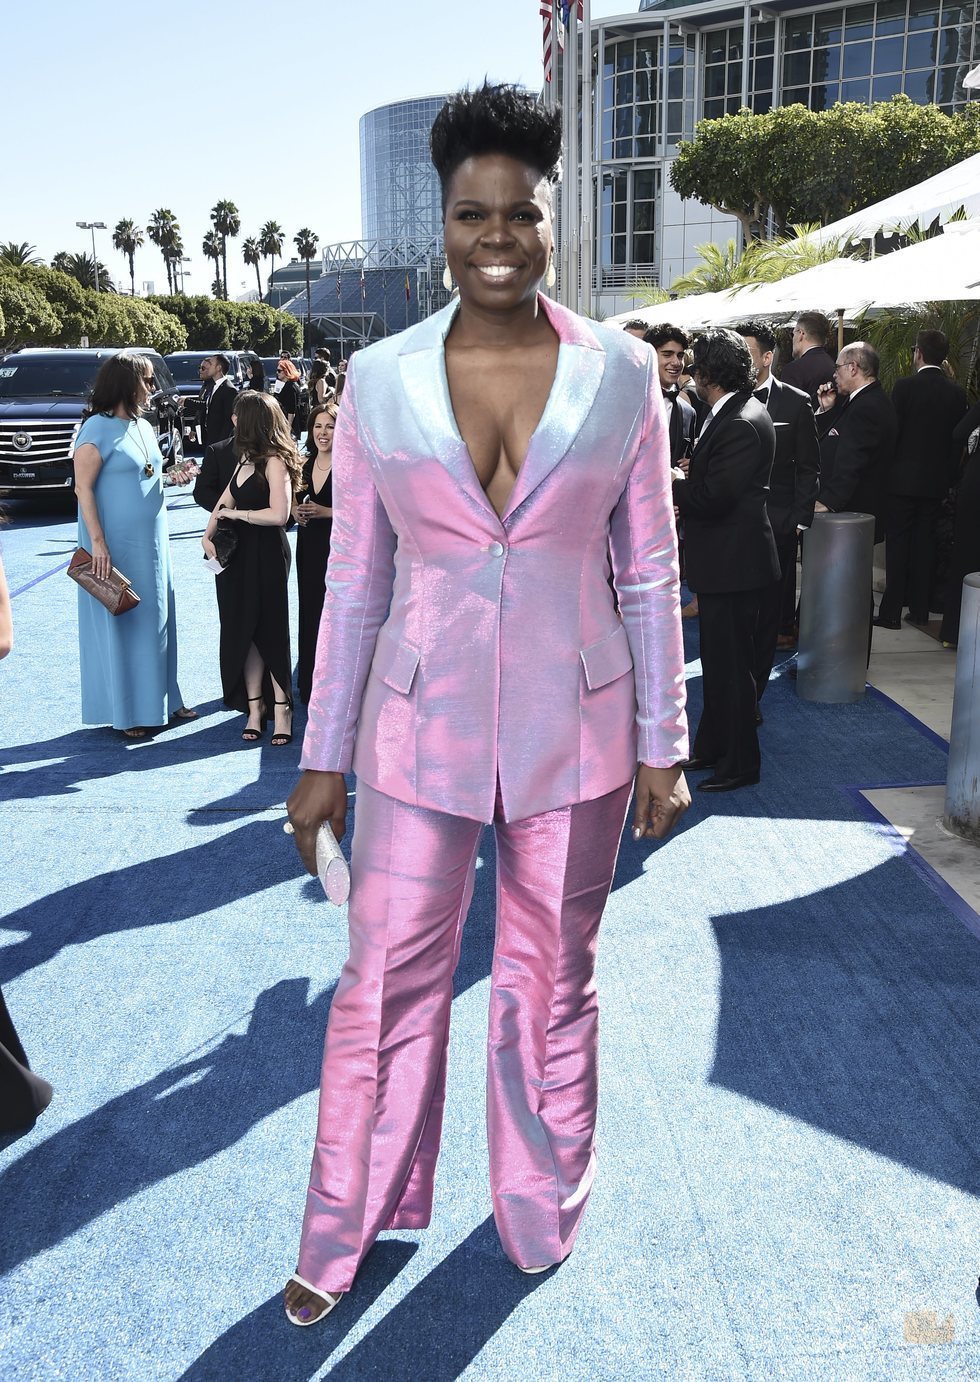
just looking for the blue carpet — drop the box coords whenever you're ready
[2,490,980,1378]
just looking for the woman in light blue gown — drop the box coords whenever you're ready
[73,352,196,738]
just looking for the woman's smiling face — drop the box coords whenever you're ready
[442,153,554,312]
[312,415,335,453]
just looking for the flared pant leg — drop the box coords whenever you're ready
[297,782,482,1294]
[488,780,633,1269]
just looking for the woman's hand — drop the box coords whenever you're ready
[217,506,241,520]
[296,501,333,522]
[287,770,349,874]
[292,502,307,527]
[202,536,218,561]
[90,536,113,581]
[631,764,690,842]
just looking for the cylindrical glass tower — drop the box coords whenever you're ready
[359,95,449,243]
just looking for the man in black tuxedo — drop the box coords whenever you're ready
[876,329,969,627]
[779,311,837,408]
[737,321,819,701]
[815,342,897,544]
[644,323,697,465]
[193,412,238,515]
[673,330,778,792]
[199,354,237,452]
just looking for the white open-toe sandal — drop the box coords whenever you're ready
[284,1272,342,1326]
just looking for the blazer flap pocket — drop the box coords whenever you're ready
[371,628,420,694]
[580,623,633,691]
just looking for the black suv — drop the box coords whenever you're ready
[163,350,259,449]
[0,348,183,496]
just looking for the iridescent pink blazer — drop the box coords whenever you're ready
[301,294,688,823]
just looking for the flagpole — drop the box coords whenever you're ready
[338,273,345,361]
[580,0,593,318]
[568,5,580,313]
[559,9,572,307]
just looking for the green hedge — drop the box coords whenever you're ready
[0,264,187,353]
[146,295,302,353]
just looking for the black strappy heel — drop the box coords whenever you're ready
[271,700,293,747]
[242,696,265,743]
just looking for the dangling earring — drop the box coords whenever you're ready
[443,263,453,292]
[545,258,557,288]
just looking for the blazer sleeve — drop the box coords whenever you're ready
[193,443,225,512]
[300,357,397,774]
[608,355,689,769]
[672,416,761,519]
[818,398,877,512]
[791,394,820,528]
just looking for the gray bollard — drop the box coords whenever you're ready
[797,512,875,704]
[944,574,980,843]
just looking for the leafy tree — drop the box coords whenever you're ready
[671,96,980,243]
[147,294,301,353]
[84,295,186,353]
[112,219,144,297]
[242,236,263,299]
[293,227,319,352]
[210,199,241,299]
[202,231,223,299]
[259,220,285,303]
[51,251,116,293]
[18,264,92,342]
[0,267,60,348]
[147,209,181,293]
[0,242,43,268]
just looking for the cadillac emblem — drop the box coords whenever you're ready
[12,431,32,452]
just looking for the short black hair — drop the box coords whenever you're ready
[622,319,649,333]
[430,83,562,213]
[691,329,754,394]
[644,323,689,350]
[735,319,776,354]
[795,311,830,345]
[916,329,948,366]
[212,353,230,375]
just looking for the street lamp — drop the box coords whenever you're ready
[179,257,191,295]
[76,220,106,292]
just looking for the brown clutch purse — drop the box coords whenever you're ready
[67,547,140,615]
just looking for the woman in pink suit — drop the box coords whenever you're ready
[284,84,690,1324]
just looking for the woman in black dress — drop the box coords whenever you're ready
[940,400,980,648]
[202,392,303,745]
[294,403,337,704]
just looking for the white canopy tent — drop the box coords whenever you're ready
[811,151,980,246]
[608,220,980,333]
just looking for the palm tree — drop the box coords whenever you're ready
[112,218,144,296]
[0,241,43,267]
[669,240,748,296]
[294,227,319,353]
[259,220,285,304]
[147,209,181,293]
[51,251,116,292]
[202,231,223,299]
[210,199,241,299]
[242,236,263,300]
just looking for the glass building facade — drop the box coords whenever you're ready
[359,96,448,244]
[590,0,978,305]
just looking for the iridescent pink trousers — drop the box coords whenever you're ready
[297,776,633,1293]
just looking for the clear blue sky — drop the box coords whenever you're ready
[7,0,627,297]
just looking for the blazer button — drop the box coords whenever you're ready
[487,541,505,557]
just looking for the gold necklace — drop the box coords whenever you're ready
[129,417,155,478]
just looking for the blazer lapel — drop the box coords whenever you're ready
[395,294,606,526]
[397,299,499,521]
[501,296,605,523]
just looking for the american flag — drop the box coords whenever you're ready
[336,272,342,298]
[404,271,411,303]
[360,267,366,302]
[540,1,582,83]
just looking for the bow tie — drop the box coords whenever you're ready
[753,388,769,401]
[662,388,677,401]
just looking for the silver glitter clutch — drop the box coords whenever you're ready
[315,824,351,906]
